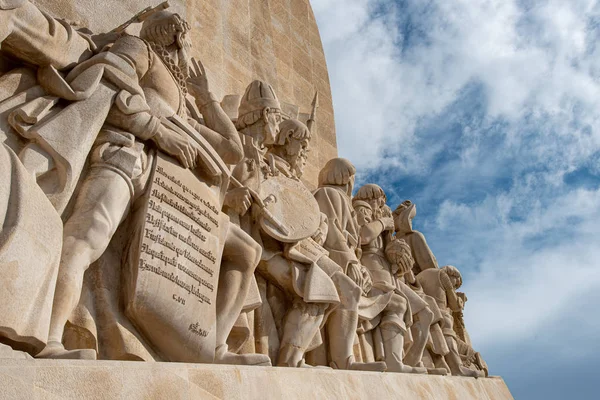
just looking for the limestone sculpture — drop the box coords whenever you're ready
[0,0,111,358]
[0,1,493,385]
[352,197,425,374]
[417,266,486,378]
[8,10,267,366]
[353,185,438,373]
[313,159,391,371]
[229,86,384,371]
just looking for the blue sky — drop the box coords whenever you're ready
[313,1,600,399]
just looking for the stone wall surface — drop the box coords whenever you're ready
[0,360,514,400]
[31,0,337,186]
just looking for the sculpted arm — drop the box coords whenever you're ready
[187,59,243,165]
[104,36,199,168]
[412,231,439,271]
[0,1,95,69]
[314,188,352,255]
[359,219,386,245]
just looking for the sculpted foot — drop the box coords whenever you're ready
[397,364,428,374]
[426,367,449,375]
[331,356,387,372]
[450,365,483,378]
[214,345,272,366]
[36,342,96,360]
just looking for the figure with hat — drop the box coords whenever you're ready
[351,196,426,374]
[35,10,269,366]
[227,86,385,371]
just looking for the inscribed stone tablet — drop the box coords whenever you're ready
[125,153,229,363]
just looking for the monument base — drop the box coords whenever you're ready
[0,359,513,399]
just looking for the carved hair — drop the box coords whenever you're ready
[392,200,413,218]
[352,199,372,210]
[355,184,386,201]
[441,265,462,289]
[275,119,311,146]
[318,158,356,187]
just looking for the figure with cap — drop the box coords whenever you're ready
[393,200,439,275]
[36,10,269,366]
[354,185,442,372]
[226,87,386,370]
[351,195,427,374]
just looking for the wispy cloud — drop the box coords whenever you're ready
[313,1,600,398]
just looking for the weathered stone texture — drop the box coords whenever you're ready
[0,360,514,400]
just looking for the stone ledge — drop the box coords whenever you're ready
[0,359,513,400]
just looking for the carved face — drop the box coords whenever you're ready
[355,205,373,226]
[262,109,282,145]
[449,275,460,289]
[394,203,416,233]
[285,137,310,177]
[366,198,380,213]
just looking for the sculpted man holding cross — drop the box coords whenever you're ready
[37,11,269,366]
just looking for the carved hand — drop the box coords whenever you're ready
[360,265,373,295]
[91,31,122,50]
[347,262,363,287]
[187,58,212,105]
[224,187,253,216]
[153,124,199,169]
[379,217,395,231]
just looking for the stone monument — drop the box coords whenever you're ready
[0,1,512,399]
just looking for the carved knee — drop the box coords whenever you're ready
[417,307,435,325]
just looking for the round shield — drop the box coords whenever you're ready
[258,175,321,243]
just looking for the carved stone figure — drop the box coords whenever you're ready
[230,85,384,371]
[352,198,425,373]
[0,0,109,357]
[35,11,268,366]
[0,1,496,388]
[393,200,438,274]
[417,266,484,377]
[354,185,440,372]
[313,158,389,371]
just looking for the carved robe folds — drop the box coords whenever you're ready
[0,144,62,354]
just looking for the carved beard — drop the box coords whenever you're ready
[149,42,189,95]
[177,48,190,80]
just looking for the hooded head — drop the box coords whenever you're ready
[318,158,356,197]
[393,200,416,233]
[236,80,282,145]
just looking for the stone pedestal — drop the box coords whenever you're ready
[0,359,513,400]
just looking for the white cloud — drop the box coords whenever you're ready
[314,0,600,173]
